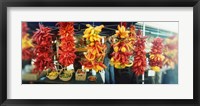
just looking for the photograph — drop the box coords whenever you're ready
[1,0,199,105]
[0,0,200,106]
[22,21,178,84]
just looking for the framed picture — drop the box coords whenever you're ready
[0,0,199,106]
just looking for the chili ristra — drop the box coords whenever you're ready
[32,24,54,73]
[81,24,107,72]
[133,30,147,76]
[149,37,165,72]
[163,35,178,69]
[57,22,76,67]
[110,25,134,69]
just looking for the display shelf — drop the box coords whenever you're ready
[22,72,103,84]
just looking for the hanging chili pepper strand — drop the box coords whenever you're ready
[22,22,34,60]
[132,30,147,76]
[149,37,165,72]
[81,24,107,72]
[163,35,178,69]
[110,25,133,69]
[57,22,76,67]
[32,24,55,73]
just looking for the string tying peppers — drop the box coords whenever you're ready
[57,22,76,67]
[32,24,55,73]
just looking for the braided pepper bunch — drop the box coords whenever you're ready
[22,22,34,60]
[149,37,165,72]
[133,30,147,76]
[81,24,107,72]
[32,24,55,73]
[110,25,133,69]
[57,22,76,67]
[163,36,178,69]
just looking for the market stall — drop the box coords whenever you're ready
[22,22,178,84]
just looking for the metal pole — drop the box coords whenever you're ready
[142,22,146,84]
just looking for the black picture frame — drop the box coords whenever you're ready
[0,0,199,106]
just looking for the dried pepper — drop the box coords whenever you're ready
[149,37,165,72]
[32,24,54,73]
[81,24,107,72]
[110,25,134,69]
[133,30,147,76]
[57,22,76,67]
[22,22,33,60]
[163,35,178,69]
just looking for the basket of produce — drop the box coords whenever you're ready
[59,70,74,81]
[46,71,59,80]
[75,69,87,81]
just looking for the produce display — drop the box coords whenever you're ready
[22,22,33,60]
[163,35,178,69]
[133,30,147,76]
[149,37,165,72]
[57,22,76,67]
[81,24,107,72]
[21,22,178,84]
[110,25,134,69]
[32,24,55,73]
